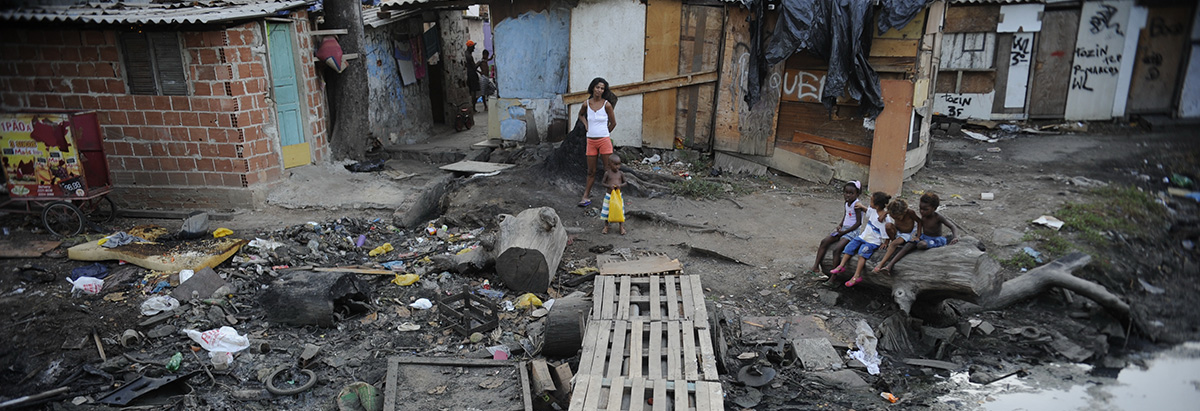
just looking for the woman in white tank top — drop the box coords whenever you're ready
[578,77,617,207]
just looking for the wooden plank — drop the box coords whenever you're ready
[869,39,920,58]
[598,255,682,276]
[652,380,667,411]
[643,0,683,149]
[576,322,601,377]
[438,160,515,173]
[606,376,624,411]
[674,379,687,410]
[0,240,60,258]
[384,354,399,411]
[701,381,723,409]
[593,277,604,319]
[730,146,835,185]
[791,131,871,163]
[629,319,644,379]
[531,359,556,393]
[714,6,779,157]
[552,362,575,400]
[607,321,628,378]
[679,275,695,320]
[583,373,604,410]
[310,29,348,36]
[682,320,699,380]
[520,360,534,411]
[648,322,663,380]
[867,79,914,196]
[666,322,682,380]
[589,321,613,377]
[776,101,872,149]
[695,378,711,410]
[689,276,708,327]
[569,374,590,411]
[1028,8,1080,118]
[649,276,662,321]
[563,71,718,105]
[601,276,617,320]
[697,326,719,381]
[616,276,632,320]
[664,276,678,320]
[629,377,645,411]
[1127,5,1192,114]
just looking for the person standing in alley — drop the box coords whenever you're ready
[477,49,496,110]
[465,40,480,113]
[578,77,617,207]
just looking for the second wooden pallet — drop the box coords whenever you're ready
[592,275,709,326]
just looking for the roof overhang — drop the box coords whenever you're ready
[0,0,312,26]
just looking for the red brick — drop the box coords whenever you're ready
[126,112,144,126]
[140,157,160,170]
[133,96,153,110]
[250,109,265,124]
[150,142,168,156]
[41,47,61,61]
[216,114,232,128]
[98,47,118,62]
[188,128,206,140]
[106,79,124,94]
[79,95,99,109]
[77,63,96,77]
[197,49,217,64]
[79,47,99,61]
[197,143,218,157]
[96,62,115,77]
[115,95,134,110]
[228,81,245,96]
[196,159,215,171]
[190,98,209,111]
[177,157,197,171]
[182,171,203,185]
[144,111,163,125]
[62,95,82,109]
[244,171,259,185]
[45,95,63,108]
[180,112,199,127]
[153,97,170,111]
[159,158,179,171]
[197,113,216,127]
[194,82,212,96]
[160,112,179,126]
[82,31,106,46]
[123,157,143,171]
[194,66,215,81]
[112,142,133,156]
[215,143,237,158]
[234,112,249,127]
[8,78,30,93]
[167,127,187,140]
[217,98,236,112]
[223,174,243,187]
[106,111,126,125]
[182,33,203,48]
[32,79,52,92]
[202,172,222,186]
[124,127,141,139]
[169,96,188,111]
[98,96,117,110]
[213,159,232,172]
[149,172,168,186]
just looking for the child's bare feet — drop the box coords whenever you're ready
[601,225,609,234]
[879,266,892,276]
[620,227,626,235]
[872,265,882,273]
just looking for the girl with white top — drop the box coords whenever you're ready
[578,77,617,207]
[807,181,863,277]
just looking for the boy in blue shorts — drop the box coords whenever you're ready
[877,192,961,271]
[829,191,893,287]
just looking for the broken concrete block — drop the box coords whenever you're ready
[791,338,844,371]
[171,267,228,301]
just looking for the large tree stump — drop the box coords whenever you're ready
[494,207,568,293]
[826,237,1131,324]
[260,270,372,327]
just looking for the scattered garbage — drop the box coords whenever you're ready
[390,274,419,286]
[96,372,198,406]
[344,159,386,173]
[165,352,183,372]
[881,392,899,403]
[140,296,180,316]
[486,345,511,360]
[736,364,777,387]
[1138,278,1166,295]
[962,130,998,143]
[368,243,393,257]
[248,238,285,250]
[212,228,233,238]
[335,382,382,411]
[184,326,250,363]
[981,192,994,201]
[67,276,104,295]
[397,322,421,332]
[98,232,147,248]
[641,154,661,164]
[70,262,109,280]
[1022,247,1044,264]
[846,320,881,375]
[477,288,505,299]
[515,293,543,309]
[178,211,211,240]
[1032,215,1064,230]
[381,260,405,271]
[409,298,433,310]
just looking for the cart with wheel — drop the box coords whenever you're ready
[2,111,117,237]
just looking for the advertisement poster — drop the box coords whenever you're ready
[1,113,86,197]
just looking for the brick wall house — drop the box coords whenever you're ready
[0,2,328,209]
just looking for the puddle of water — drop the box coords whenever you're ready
[983,342,1200,411]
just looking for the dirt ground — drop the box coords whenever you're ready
[0,120,1197,410]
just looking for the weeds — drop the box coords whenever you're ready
[1000,252,1039,270]
[670,179,727,200]
[1054,186,1165,247]
[1023,228,1073,257]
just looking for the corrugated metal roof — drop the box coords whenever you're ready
[363,7,420,28]
[0,0,311,25]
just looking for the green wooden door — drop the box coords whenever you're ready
[267,23,309,168]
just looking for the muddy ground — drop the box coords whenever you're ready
[0,121,1197,410]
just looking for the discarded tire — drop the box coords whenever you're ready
[541,295,591,358]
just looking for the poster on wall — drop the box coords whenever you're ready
[393,40,417,86]
[1,113,86,198]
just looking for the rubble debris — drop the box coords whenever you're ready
[170,267,227,300]
[437,290,499,337]
[96,372,197,406]
[791,337,844,371]
[335,381,382,411]
[266,369,317,396]
[1032,215,1065,230]
[541,294,590,358]
[736,364,777,387]
[847,320,881,375]
[260,270,371,327]
[0,240,61,258]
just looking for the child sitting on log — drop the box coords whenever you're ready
[875,192,960,273]
[873,198,922,275]
[829,191,893,287]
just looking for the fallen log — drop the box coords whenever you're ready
[428,246,493,274]
[260,270,372,327]
[494,207,567,293]
[825,237,1130,324]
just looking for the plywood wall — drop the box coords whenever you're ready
[642,0,682,149]
[675,4,723,150]
[569,0,645,147]
[713,5,779,156]
[1064,0,1134,120]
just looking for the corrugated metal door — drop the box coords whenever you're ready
[268,23,309,168]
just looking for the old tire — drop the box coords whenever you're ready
[542,295,591,358]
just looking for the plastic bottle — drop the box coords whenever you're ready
[166,352,183,371]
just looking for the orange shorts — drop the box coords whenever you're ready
[586,137,613,156]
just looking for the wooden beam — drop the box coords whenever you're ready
[310,29,349,36]
[563,71,718,105]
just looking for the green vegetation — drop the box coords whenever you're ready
[670,179,726,200]
[1023,228,1073,257]
[1054,186,1165,247]
[1000,252,1039,270]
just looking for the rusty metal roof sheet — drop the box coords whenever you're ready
[0,0,311,25]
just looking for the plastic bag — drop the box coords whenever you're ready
[67,276,104,295]
[391,274,419,286]
[141,295,181,316]
[409,298,432,310]
[212,228,233,238]
[515,293,543,309]
[368,243,393,257]
[184,326,250,354]
[601,189,625,222]
[846,320,881,375]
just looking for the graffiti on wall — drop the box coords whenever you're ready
[1005,32,1034,108]
[1064,0,1132,121]
[933,92,994,119]
[781,69,827,103]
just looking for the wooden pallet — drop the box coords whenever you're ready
[568,375,723,411]
[596,253,683,276]
[577,320,720,383]
[593,275,709,326]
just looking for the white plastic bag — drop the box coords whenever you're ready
[140,295,181,316]
[67,277,104,295]
[178,269,195,284]
[846,320,881,375]
[409,298,433,310]
[185,326,250,354]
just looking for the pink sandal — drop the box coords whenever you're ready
[844,277,864,287]
[829,266,846,275]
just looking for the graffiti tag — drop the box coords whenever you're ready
[1010,35,1032,66]
[1148,17,1184,38]
[1089,5,1124,36]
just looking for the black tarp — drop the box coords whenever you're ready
[747,0,929,120]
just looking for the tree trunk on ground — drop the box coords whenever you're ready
[260,270,372,327]
[541,294,591,358]
[825,237,1131,325]
[324,0,370,161]
[429,246,493,274]
[494,207,568,293]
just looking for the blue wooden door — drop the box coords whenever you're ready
[267,23,309,168]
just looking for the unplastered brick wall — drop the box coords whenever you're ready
[0,13,329,209]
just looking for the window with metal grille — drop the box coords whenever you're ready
[119,32,188,96]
